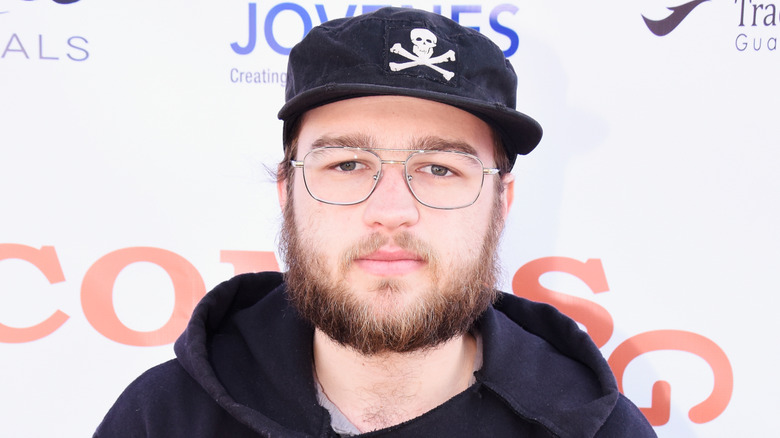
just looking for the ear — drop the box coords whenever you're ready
[500,172,515,220]
[277,170,289,211]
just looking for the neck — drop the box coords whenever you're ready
[313,329,477,433]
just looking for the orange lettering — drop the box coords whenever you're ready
[81,247,206,346]
[512,257,613,347]
[608,330,733,425]
[0,244,69,343]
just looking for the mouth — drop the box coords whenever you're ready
[353,247,426,276]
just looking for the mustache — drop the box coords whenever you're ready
[339,231,438,272]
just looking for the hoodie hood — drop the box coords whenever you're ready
[173,272,623,437]
[175,272,325,437]
[481,294,620,437]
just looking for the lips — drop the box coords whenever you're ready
[354,247,426,276]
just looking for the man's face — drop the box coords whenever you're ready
[279,95,513,355]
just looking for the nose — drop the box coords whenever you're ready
[361,163,420,230]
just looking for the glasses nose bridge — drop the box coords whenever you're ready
[373,156,413,191]
[379,158,408,166]
[372,148,413,178]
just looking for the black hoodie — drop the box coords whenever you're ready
[94,272,656,437]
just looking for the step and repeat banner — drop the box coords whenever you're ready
[1,0,777,436]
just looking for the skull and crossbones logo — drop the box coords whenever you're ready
[389,28,456,81]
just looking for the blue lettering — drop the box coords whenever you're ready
[735,33,747,51]
[451,5,481,31]
[39,34,59,60]
[3,34,29,59]
[231,3,257,55]
[315,4,357,23]
[66,36,89,61]
[490,4,519,57]
[229,3,522,59]
[265,2,313,55]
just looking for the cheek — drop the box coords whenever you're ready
[292,185,362,248]
[427,210,490,262]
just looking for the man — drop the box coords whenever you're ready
[95,7,656,437]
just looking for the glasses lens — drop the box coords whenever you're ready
[406,151,485,209]
[302,148,380,204]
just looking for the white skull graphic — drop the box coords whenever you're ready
[410,28,437,58]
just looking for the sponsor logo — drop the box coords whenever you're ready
[513,257,732,426]
[0,245,280,346]
[227,2,523,86]
[734,0,779,51]
[1,34,88,61]
[1,0,81,15]
[642,0,778,52]
[1,245,734,428]
[1,0,89,61]
[642,0,710,36]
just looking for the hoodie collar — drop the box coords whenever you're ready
[176,274,619,437]
[476,295,619,437]
[175,273,329,437]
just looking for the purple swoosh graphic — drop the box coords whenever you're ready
[642,0,710,36]
[2,0,80,14]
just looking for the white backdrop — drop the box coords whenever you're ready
[1,1,777,436]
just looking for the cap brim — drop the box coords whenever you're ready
[278,83,543,164]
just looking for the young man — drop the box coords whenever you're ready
[95,7,656,437]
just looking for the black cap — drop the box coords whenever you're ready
[278,7,542,169]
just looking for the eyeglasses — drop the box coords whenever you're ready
[291,147,499,210]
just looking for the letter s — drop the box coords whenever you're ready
[0,244,69,343]
[512,257,614,347]
[66,36,89,61]
[608,330,733,425]
[490,4,519,58]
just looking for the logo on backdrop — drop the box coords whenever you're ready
[1,0,80,14]
[228,2,522,86]
[642,0,779,52]
[1,245,734,429]
[0,0,88,61]
[642,0,710,36]
[512,257,733,428]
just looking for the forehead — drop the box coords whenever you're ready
[295,96,498,162]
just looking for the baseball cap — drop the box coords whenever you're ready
[278,7,542,169]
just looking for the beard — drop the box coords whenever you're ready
[280,194,504,356]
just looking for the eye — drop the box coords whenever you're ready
[418,164,456,177]
[337,161,358,171]
[429,164,451,176]
[332,160,370,172]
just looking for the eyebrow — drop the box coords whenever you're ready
[311,134,373,150]
[310,134,479,156]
